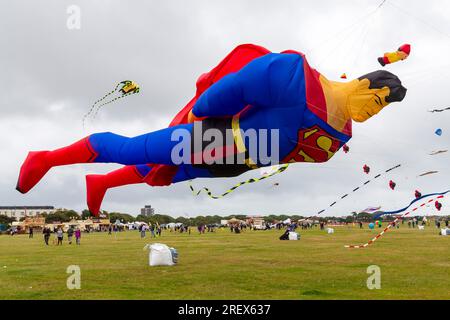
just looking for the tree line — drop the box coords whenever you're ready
[0,209,401,227]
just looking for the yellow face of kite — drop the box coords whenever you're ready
[347,70,407,122]
[347,79,391,122]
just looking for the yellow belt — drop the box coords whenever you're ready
[231,115,258,169]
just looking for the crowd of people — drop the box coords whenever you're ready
[7,215,450,246]
[39,226,82,246]
[404,217,449,228]
[138,223,165,238]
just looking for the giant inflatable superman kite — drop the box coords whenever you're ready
[16,44,407,215]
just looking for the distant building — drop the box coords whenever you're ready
[246,215,265,229]
[140,205,155,217]
[0,206,56,221]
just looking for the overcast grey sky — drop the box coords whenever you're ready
[1,0,449,217]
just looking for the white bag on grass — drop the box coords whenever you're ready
[288,232,299,240]
[144,243,176,266]
[327,228,334,234]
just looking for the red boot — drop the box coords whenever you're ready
[16,137,97,194]
[86,165,145,216]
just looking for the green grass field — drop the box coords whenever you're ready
[0,225,449,300]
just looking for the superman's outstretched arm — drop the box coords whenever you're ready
[191,53,303,119]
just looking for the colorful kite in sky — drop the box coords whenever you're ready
[415,190,422,199]
[343,144,350,153]
[389,180,396,190]
[378,44,411,66]
[16,44,407,215]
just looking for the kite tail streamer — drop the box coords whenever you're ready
[92,90,139,120]
[83,82,123,128]
[189,164,289,199]
[315,164,401,215]
[345,195,445,249]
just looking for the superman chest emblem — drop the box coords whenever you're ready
[282,125,341,163]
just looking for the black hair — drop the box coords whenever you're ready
[358,70,407,103]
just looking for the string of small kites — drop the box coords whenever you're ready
[316,164,401,215]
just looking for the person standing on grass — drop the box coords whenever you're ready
[158,225,162,237]
[150,224,156,238]
[67,226,74,244]
[56,227,63,245]
[29,227,33,238]
[140,224,146,238]
[75,228,81,245]
[43,227,51,245]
